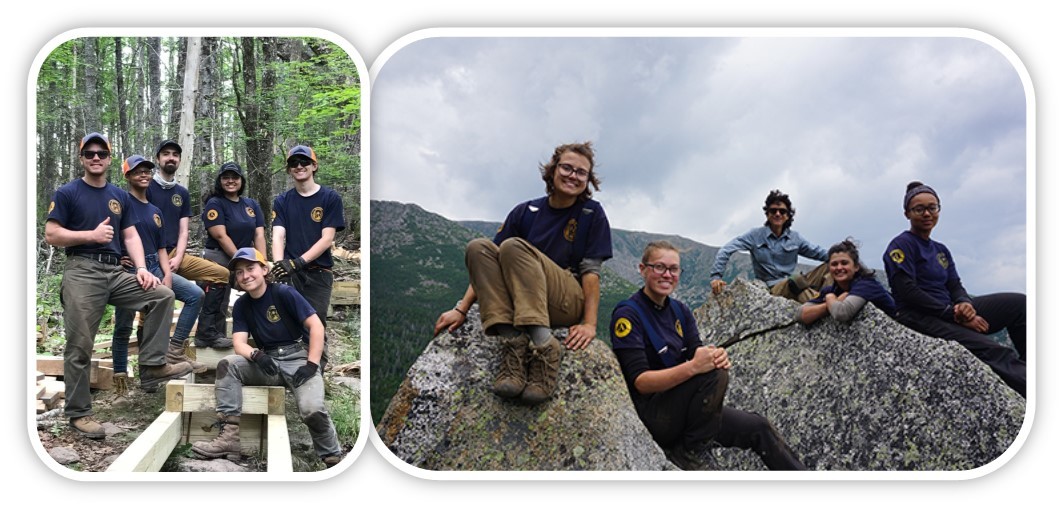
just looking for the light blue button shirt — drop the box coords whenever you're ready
[710,226,828,286]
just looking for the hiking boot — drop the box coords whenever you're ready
[192,414,241,461]
[665,443,716,471]
[167,342,208,373]
[112,372,129,406]
[322,454,343,468]
[787,273,809,295]
[493,334,529,398]
[521,337,561,405]
[139,361,193,392]
[69,416,105,440]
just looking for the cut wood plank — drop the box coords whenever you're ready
[35,384,46,399]
[36,371,45,382]
[330,281,359,306]
[266,414,293,473]
[37,356,100,383]
[92,366,114,391]
[41,378,65,398]
[166,381,285,415]
[191,347,235,369]
[106,411,183,472]
[36,400,46,414]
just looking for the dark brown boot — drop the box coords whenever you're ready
[69,416,105,440]
[139,361,193,392]
[167,342,208,374]
[521,337,561,405]
[192,413,241,461]
[492,334,529,398]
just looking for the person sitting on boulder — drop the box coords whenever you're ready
[610,240,806,470]
[883,181,1026,397]
[709,189,829,302]
[797,238,896,325]
[192,247,343,468]
[433,142,613,405]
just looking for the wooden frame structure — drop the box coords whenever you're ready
[106,380,292,473]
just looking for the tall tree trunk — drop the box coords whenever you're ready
[148,37,162,147]
[176,37,202,188]
[168,39,186,141]
[114,37,129,153]
[194,38,217,183]
[80,38,100,133]
[236,37,277,239]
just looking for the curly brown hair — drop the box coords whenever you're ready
[540,141,601,201]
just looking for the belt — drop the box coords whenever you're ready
[304,265,332,273]
[263,342,305,356]
[74,252,121,266]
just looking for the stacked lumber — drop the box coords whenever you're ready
[35,372,64,413]
[35,356,115,399]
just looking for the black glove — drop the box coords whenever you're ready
[250,349,279,376]
[291,361,319,388]
[269,256,306,279]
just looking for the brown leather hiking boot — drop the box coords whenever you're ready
[112,372,129,406]
[192,414,241,461]
[167,342,208,374]
[493,334,529,398]
[521,337,562,405]
[139,361,193,393]
[322,454,343,468]
[69,416,105,440]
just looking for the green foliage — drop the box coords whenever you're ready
[328,384,360,447]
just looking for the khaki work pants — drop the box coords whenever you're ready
[769,261,832,303]
[171,249,230,285]
[465,237,583,336]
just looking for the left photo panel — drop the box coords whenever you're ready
[29,32,365,478]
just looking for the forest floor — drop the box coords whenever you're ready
[35,253,361,474]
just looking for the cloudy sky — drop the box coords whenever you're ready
[370,33,1029,295]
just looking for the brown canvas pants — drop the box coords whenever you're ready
[465,237,584,336]
[769,261,832,303]
[171,249,230,285]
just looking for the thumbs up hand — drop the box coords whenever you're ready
[91,216,114,244]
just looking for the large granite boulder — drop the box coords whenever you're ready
[694,277,1026,471]
[376,305,673,471]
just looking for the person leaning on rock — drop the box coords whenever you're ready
[191,248,343,468]
[883,181,1026,397]
[44,132,191,439]
[710,189,829,302]
[611,240,806,470]
[433,141,613,405]
[797,238,896,325]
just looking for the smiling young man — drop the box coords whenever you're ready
[611,240,806,470]
[710,189,829,302]
[44,133,191,439]
[269,145,346,346]
[191,247,343,467]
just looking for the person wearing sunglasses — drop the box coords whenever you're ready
[797,238,896,325]
[433,142,613,405]
[883,181,1026,397]
[199,161,266,348]
[710,189,829,302]
[269,145,346,368]
[44,133,191,439]
[610,241,806,470]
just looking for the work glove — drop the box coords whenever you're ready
[291,361,319,388]
[269,256,306,279]
[250,349,279,376]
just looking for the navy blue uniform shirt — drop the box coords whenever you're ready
[202,196,264,251]
[232,283,317,348]
[271,186,345,268]
[47,179,138,257]
[146,180,192,251]
[493,197,612,272]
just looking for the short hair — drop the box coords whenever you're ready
[827,238,875,278]
[641,240,679,264]
[540,141,601,201]
[762,189,795,230]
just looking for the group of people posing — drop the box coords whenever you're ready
[434,141,1027,471]
[45,132,347,467]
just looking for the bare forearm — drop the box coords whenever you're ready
[580,273,600,327]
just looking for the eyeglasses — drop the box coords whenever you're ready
[287,158,314,169]
[81,150,111,160]
[557,163,590,180]
[646,263,682,276]
[766,207,790,216]
[909,204,940,216]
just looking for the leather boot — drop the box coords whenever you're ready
[139,361,193,393]
[521,337,562,405]
[167,342,208,374]
[492,334,529,398]
[69,415,105,440]
[112,372,129,406]
[192,413,241,461]
[194,283,232,348]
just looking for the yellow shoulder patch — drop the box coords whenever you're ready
[675,319,684,337]
[614,317,632,338]
[889,248,905,264]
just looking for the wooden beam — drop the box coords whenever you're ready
[106,411,183,472]
[330,281,359,306]
[36,356,99,383]
[166,381,285,415]
[92,366,114,390]
[266,414,293,473]
[191,347,235,369]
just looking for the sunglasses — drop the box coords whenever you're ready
[81,150,111,160]
[766,207,790,216]
[287,158,315,169]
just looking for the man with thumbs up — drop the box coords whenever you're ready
[44,133,192,440]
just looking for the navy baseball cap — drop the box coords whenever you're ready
[218,161,244,176]
[121,155,155,175]
[79,132,112,152]
[228,247,268,270]
[155,139,182,157]
[287,145,317,164]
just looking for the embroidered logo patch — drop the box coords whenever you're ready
[206,209,219,221]
[889,249,905,264]
[108,199,122,215]
[171,194,183,207]
[48,201,54,213]
[311,207,324,223]
[271,210,276,221]
[267,306,281,323]
[937,252,949,269]
[563,218,578,242]
[245,207,256,218]
[614,317,632,338]
[153,214,162,228]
